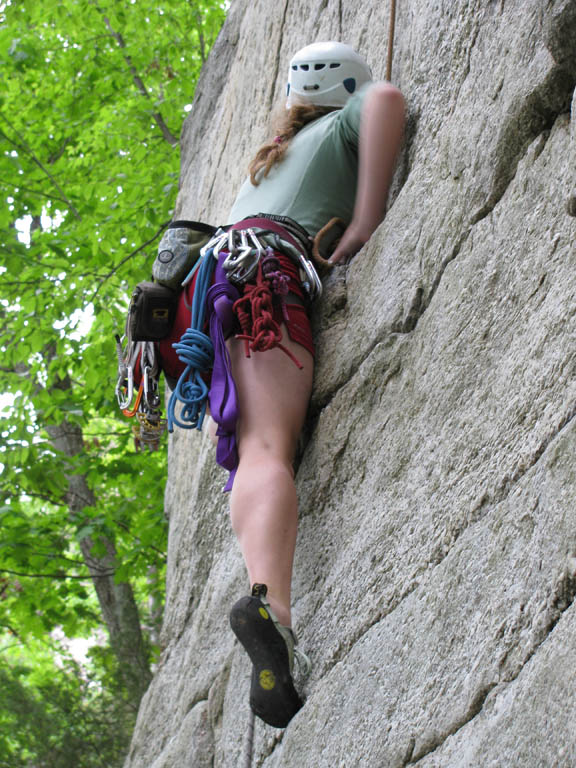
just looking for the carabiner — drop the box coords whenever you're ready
[297,253,323,300]
[142,364,161,411]
[248,228,265,259]
[228,229,237,255]
[267,234,323,300]
[143,364,151,399]
[222,229,261,284]
[122,381,143,418]
[212,231,230,259]
[116,365,134,410]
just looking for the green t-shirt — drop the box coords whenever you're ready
[228,84,372,237]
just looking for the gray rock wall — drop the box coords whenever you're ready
[125,1,576,766]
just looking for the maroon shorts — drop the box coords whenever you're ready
[158,250,314,382]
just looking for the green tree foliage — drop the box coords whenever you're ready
[0,641,133,768]
[0,0,227,761]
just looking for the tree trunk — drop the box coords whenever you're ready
[46,416,152,703]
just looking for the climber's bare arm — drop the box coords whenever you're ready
[330,83,405,264]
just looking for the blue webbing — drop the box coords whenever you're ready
[166,248,216,432]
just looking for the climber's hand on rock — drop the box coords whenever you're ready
[329,224,369,265]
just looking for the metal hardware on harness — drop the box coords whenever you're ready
[211,230,230,260]
[222,228,262,285]
[116,332,140,411]
[131,413,165,452]
[218,227,322,300]
[142,364,162,410]
[116,363,134,410]
[294,249,322,300]
[198,223,323,299]
[136,412,167,450]
[268,233,323,300]
[115,336,167,449]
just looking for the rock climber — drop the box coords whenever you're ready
[223,41,405,728]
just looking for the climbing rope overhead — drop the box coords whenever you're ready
[386,0,397,82]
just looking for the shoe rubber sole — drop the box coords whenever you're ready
[229,595,302,728]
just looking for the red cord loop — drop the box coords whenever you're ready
[232,259,303,369]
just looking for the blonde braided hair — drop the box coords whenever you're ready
[248,104,336,186]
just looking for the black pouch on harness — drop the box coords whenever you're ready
[128,281,178,341]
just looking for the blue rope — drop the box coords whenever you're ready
[167,248,216,432]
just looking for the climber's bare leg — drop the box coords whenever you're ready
[228,329,313,628]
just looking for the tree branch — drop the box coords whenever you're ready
[28,552,96,569]
[0,642,25,653]
[0,621,23,642]
[1,279,53,287]
[0,176,73,208]
[114,519,167,559]
[0,119,82,220]
[189,1,206,63]
[89,218,171,300]
[102,17,179,146]
[0,567,115,580]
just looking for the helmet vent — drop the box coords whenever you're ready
[343,77,356,94]
[314,63,325,70]
[300,64,309,71]
[330,62,341,69]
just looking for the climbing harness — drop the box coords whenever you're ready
[114,214,322,484]
[246,217,321,297]
[233,252,304,369]
[220,220,322,301]
[162,216,322,490]
[223,217,322,373]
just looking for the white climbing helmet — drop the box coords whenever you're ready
[286,41,372,109]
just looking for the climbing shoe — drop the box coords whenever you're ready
[229,583,311,728]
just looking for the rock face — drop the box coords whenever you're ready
[125,1,576,766]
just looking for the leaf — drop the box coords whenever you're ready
[0,0,226,734]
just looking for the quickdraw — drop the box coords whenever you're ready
[115,336,167,451]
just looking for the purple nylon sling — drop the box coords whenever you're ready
[206,218,310,491]
[207,254,241,491]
